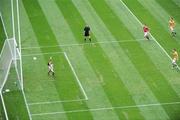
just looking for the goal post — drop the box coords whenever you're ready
[0,38,23,120]
[0,0,28,119]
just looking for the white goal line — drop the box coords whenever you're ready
[21,38,146,50]
[31,101,180,116]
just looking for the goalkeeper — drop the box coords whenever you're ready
[48,57,55,76]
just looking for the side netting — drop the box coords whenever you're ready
[0,39,14,120]
[0,38,22,120]
[0,39,13,92]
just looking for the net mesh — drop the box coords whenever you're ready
[0,40,13,92]
[0,0,24,119]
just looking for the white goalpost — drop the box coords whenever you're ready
[0,1,23,92]
[0,0,29,119]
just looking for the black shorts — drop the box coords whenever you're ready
[84,32,89,37]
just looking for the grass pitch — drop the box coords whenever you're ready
[0,0,180,120]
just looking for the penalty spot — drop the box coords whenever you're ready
[33,57,37,60]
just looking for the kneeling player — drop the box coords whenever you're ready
[48,58,55,76]
[84,25,91,42]
[172,49,179,69]
[143,24,150,40]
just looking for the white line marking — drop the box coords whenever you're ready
[22,51,64,57]
[16,0,24,89]
[64,52,88,100]
[21,90,33,120]
[21,38,145,50]
[11,0,15,38]
[0,93,9,120]
[28,99,87,106]
[119,0,180,70]
[31,101,180,116]
[0,13,8,38]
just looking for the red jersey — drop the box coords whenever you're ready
[143,26,149,32]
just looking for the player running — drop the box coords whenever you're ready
[84,25,91,42]
[172,49,179,69]
[143,24,150,40]
[169,17,176,37]
[48,57,55,76]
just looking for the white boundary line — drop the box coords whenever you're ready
[21,38,145,50]
[23,52,88,105]
[64,52,88,100]
[31,101,180,116]
[22,51,64,57]
[16,0,24,89]
[0,12,8,38]
[11,0,32,119]
[0,93,9,120]
[11,0,15,38]
[28,99,87,106]
[21,90,33,120]
[119,0,180,70]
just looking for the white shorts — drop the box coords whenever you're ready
[172,58,177,65]
[170,26,174,32]
[144,32,149,37]
[48,66,54,72]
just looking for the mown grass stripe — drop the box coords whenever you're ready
[39,0,119,119]
[72,0,171,119]
[91,0,180,119]
[137,0,180,44]
[172,0,180,7]
[45,0,121,119]
[55,0,145,119]
[116,1,180,98]
[22,0,93,119]
[0,16,6,51]
[156,0,180,22]
[21,1,66,117]
[107,0,180,99]
[122,0,180,62]
[134,0,180,96]
[107,0,180,119]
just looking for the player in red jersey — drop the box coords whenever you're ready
[143,24,150,40]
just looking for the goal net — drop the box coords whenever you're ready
[0,0,23,96]
[0,38,22,120]
[0,0,29,119]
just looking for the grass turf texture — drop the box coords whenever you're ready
[1,0,180,119]
[0,16,6,52]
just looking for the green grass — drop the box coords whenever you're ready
[0,0,180,119]
[0,16,6,52]
[2,64,29,120]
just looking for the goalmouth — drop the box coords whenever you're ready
[0,0,31,119]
